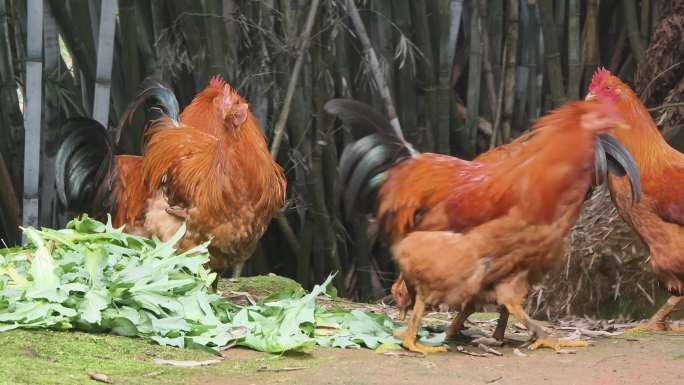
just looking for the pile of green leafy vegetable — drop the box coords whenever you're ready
[0,216,444,353]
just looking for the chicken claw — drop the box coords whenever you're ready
[624,322,684,334]
[402,339,448,354]
[528,337,588,351]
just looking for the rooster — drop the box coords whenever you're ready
[586,68,684,332]
[393,99,640,353]
[56,77,286,289]
[326,99,638,352]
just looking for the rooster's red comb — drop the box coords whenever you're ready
[588,67,612,93]
[209,75,227,90]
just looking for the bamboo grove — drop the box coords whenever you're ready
[0,0,683,316]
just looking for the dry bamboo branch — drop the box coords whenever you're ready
[269,0,320,160]
[344,0,417,157]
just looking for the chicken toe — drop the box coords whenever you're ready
[528,337,588,351]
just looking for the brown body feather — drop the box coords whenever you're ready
[392,100,627,351]
[589,70,684,296]
[142,84,286,279]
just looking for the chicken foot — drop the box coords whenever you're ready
[626,295,684,333]
[504,303,588,351]
[394,295,448,354]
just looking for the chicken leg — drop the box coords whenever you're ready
[504,303,588,350]
[394,295,448,354]
[446,303,475,340]
[626,296,684,333]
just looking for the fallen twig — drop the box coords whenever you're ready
[152,358,223,368]
[513,348,528,357]
[257,366,306,372]
[383,350,426,358]
[456,345,489,357]
[486,376,503,384]
[478,343,503,356]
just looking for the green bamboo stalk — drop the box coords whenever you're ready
[40,4,60,227]
[345,0,415,155]
[92,0,117,126]
[501,0,518,142]
[392,0,418,146]
[411,0,436,152]
[527,0,539,119]
[134,1,158,77]
[622,0,644,64]
[23,0,43,229]
[479,0,497,123]
[48,0,97,112]
[514,0,530,132]
[0,0,24,192]
[370,0,394,103]
[0,153,19,244]
[488,0,503,85]
[566,0,580,99]
[555,0,566,50]
[269,0,320,160]
[538,0,566,107]
[640,0,650,44]
[581,0,598,91]
[464,1,481,158]
[204,0,227,79]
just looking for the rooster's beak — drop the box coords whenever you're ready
[585,92,596,101]
[399,308,407,321]
[593,134,642,204]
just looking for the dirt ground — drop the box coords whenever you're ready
[195,332,684,385]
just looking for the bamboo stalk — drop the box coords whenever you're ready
[501,0,519,142]
[513,0,529,131]
[622,0,644,63]
[479,0,497,123]
[527,0,540,119]
[411,0,436,152]
[269,0,320,160]
[344,0,417,156]
[205,0,227,79]
[392,0,418,146]
[581,0,598,91]
[464,0,481,157]
[92,0,118,126]
[443,0,464,156]
[566,0,580,99]
[0,153,19,244]
[640,0,650,44]
[488,0,503,85]
[538,0,566,107]
[0,0,23,192]
[22,0,43,229]
[40,4,60,228]
[370,0,394,107]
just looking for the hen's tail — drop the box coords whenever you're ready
[55,118,118,218]
[324,99,417,220]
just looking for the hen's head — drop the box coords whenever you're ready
[207,76,250,128]
[391,278,411,321]
[585,68,656,135]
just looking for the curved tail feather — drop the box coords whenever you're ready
[326,99,415,220]
[113,78,180,144]
[55,117,117,218]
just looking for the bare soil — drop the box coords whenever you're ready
[195,332,684,385]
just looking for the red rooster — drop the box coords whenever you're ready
[56,77,286,288]
[587,68,684,332]
[330,97,640,348]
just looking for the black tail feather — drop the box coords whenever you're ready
[114,78,180,144]
[55,118,117,218]
[327,99,415,220]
